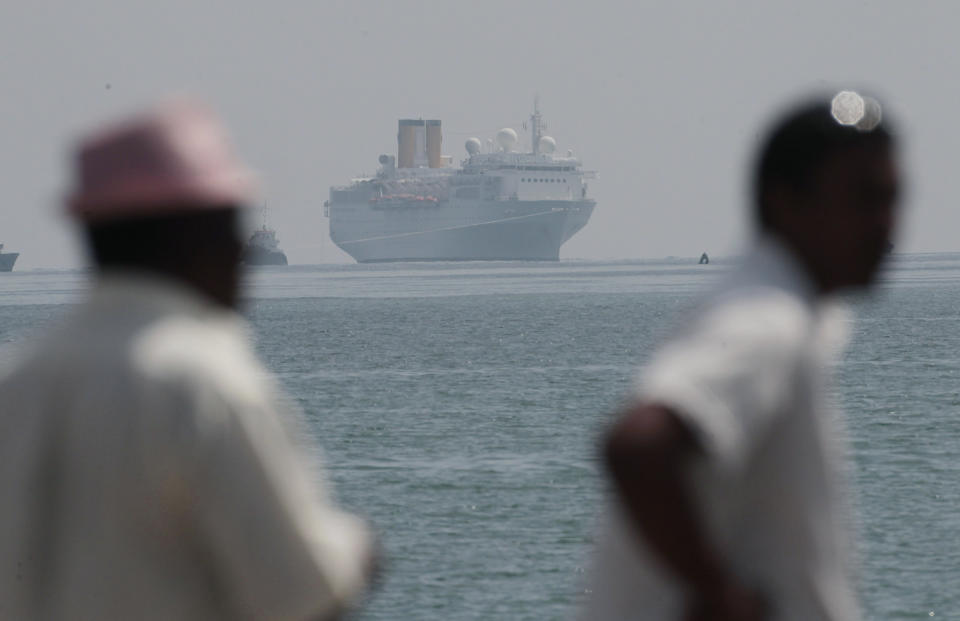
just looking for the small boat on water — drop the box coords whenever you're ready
[0,244,19,272]
[240,225,288,266]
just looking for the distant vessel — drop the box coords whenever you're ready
[240,225,288,266]
[0,244,18,272]
[325,98,596,262]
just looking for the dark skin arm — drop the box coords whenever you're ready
[603,403,768,621]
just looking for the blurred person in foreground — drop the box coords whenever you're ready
[580,92,900,621]
[0,101,374,620]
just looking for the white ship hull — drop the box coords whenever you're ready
[329,199,595,262]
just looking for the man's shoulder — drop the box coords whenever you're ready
[646,285,816,384]
[688,236,820,348]
[129,314,270,408]
[694,284,815,351]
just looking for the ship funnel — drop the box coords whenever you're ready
[398,119,427,168]
[426,119,442,168]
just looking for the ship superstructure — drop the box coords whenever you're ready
[325,100,595,262]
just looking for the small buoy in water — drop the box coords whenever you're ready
[699,252,709,265]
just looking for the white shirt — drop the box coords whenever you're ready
[0,274,371,621]
[581,238,860,621]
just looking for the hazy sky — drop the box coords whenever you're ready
[1,1,955,268]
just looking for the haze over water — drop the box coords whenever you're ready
[2,256,958,620]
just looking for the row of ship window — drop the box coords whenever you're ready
[521,178,568,183]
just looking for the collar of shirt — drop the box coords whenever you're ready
[738,235,819,307]
[725,236,851,361]
[84,270,247,335]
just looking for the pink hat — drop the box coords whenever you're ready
[66,99,256,221]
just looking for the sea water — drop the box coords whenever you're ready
[1,256,958,620]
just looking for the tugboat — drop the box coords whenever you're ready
[0,244,19,272]
[240,214,288,266]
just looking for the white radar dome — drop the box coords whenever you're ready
[465,137,482,155]
[496,127,518,151]
[538,136,557,154]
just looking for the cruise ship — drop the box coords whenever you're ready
[325,100,595,262]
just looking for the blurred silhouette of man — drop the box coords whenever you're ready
[0,101,373,620]
[581,93,900,621]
